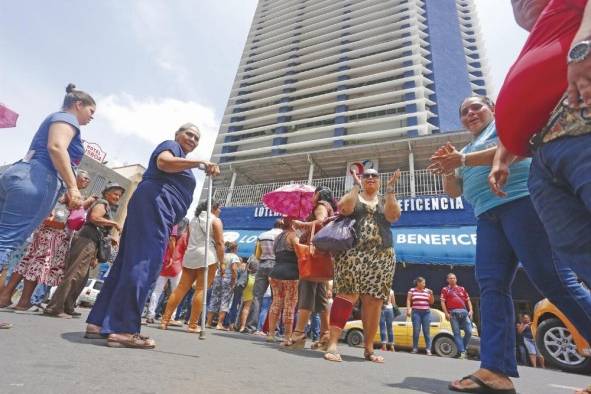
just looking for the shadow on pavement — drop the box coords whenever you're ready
[61,331,107,347]
[60,332,200,359]
[387,377,453,394]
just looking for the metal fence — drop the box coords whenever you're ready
[214,169,445,207]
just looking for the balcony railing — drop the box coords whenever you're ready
[214,169,445,207]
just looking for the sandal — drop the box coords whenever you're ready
[187,325,201,334]
[323,350,342,362]
[0,322,12,329]
[107,333,156,349]
[364,351,385,363]
[311,331,330,351]
[283,330,306,350]
[575,385,591,394]
[449,375,516,393]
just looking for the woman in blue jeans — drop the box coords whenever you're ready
[379,289,396,351]
[429,95,591,393]
[0,84,95,329]
[406,277,434,355]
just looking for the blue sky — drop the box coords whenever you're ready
[0,0,528,202]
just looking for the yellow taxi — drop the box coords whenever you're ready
[341,307,480,358]
[532,298,591,373]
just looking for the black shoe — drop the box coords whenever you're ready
[68,311,82,318]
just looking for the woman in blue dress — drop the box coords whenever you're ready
[0,83,95,329]
[85,123,219,349]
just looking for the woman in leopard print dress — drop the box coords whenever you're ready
[324,168,401,363]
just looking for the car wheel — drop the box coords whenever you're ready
[346,329,364,347]
[433,335,458,358]
[536,318,591,373]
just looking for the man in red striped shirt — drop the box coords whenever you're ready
[441,273,473,359]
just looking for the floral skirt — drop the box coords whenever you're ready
[15,225,72,286]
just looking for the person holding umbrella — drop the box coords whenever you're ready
[323,168,401,363]
[85,123,219,349]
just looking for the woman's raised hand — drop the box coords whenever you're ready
[387,169,401,188]
[351,170,362,187]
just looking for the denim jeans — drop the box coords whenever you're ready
[225,285,244,326]
[306,312,320,340]
[380,308,394,344]
[528,135,591,343]
[246,265,272,331]
[449,309,472,353]
[0,161,61,267]
[475,196,591,377]
[411,309,431,350]
[31,283,49,306]
[258,295,272,331]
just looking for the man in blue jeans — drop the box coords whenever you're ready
[440,273,473,359]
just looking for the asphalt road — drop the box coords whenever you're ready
[0,309,588,394]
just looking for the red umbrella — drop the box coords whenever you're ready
[0,104,18,128]
[262,183,316,220]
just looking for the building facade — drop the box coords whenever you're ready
[206,1,543,313]
[212,0,490,188]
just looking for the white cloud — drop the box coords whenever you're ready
[95,93,220,212]
[96,93,218,160]
[473,0,529,97]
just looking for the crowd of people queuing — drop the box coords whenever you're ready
[1,0,591,392]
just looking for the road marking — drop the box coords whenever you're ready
[549,384,581,391]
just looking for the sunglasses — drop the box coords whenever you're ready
[460,102,484,117]
[362,173,379,179]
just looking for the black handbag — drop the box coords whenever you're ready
[95,226,112,262]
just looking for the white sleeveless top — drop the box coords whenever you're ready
[182,211,217,269]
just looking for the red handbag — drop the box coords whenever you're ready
[294,222,334,282]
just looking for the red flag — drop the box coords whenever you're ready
[0,104,18,128]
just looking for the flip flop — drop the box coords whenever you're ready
[364,351,385,363]
[575,385,591,394]
[448,375,516,393]
[324,351,342,362]
[0,322,12,329]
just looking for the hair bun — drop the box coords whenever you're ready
[65,83,77,93]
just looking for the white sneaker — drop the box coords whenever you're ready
[411,349,418,354]
[426,349,432,356]
[460,352,467,359]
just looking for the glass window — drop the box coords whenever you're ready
[430,310,441,323]
[93,281,104,291]
[394,307,408,322]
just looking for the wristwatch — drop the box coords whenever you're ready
[568,40,591,64]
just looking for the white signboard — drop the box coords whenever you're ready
[83,141,107,163]
[344,159,379,189]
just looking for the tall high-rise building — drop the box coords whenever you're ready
[212,0,490,188]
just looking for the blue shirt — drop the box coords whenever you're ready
[26,111,83,172]
[458,121,531,217]
[142,140,196,212]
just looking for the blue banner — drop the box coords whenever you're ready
[220,195,476,231]
[224,225,476,266]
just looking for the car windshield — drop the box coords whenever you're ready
[394,308,408,322]
[93,281,103,290]
[430,312,441,323]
